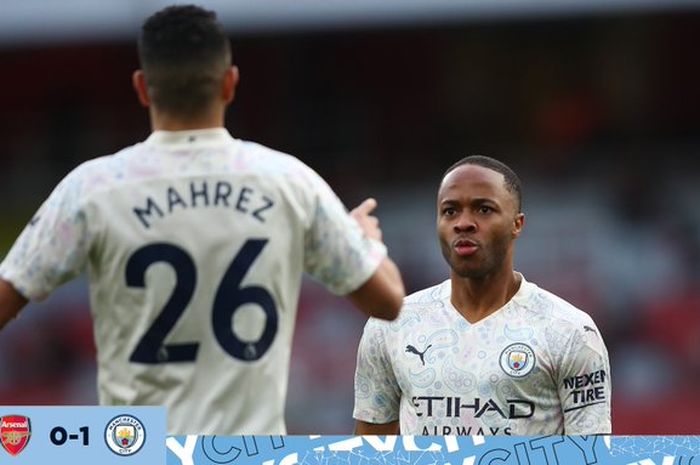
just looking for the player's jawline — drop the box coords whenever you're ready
[563,400,606,412]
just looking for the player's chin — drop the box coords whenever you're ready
[450,261,485,279]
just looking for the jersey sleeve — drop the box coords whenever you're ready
[353,318,401,424]
[556,319,612,434]
[0,167,91,300]
[302,168,387,295]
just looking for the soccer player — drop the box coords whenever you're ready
[353,155,611,435]
[0,5,405,435]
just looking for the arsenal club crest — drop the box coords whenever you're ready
[0,415,31,456]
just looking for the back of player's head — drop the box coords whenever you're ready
[443,155,522,212]
[138,5,231,117]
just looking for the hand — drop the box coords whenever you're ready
[350,198,383,242]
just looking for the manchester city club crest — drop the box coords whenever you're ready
[0,415,31,456]
[499,343,536,378]
[104,414,146,456]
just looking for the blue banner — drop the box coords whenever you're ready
[0,407,697,465]
[165,435,700,465]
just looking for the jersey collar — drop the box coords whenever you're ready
[509,272,532,307]
[443,272,532,325]
[145,128,234,148]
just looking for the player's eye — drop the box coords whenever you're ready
[442,207,457,216]
[478,206,494,215]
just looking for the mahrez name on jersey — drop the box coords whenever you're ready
[133,180,276,228]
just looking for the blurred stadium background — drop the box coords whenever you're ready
[1,0,699,434]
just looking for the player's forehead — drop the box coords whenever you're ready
[437,164,509,204]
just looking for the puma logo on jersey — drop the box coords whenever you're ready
[405,344,432,365]
[583,325,597,335]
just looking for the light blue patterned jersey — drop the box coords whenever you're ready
[354,274,611,435]
[1,128,386,435]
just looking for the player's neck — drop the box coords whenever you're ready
[150,107,225,131]
[450,266,521,324]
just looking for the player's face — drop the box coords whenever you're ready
[437,164,524,279]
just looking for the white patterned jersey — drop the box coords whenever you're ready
[354,274,611,435]
[0,128,386,435]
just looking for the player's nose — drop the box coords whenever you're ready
[453,212,477,233]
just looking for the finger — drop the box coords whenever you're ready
[353,197,377,216]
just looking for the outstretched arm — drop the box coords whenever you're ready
[347,198,404,321]
[0,279,28,330]
[348,257,403,321]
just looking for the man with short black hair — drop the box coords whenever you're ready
[354,155,611,435]
[0,5,405,435]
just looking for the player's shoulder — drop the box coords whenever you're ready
[78,138,308,184]
[237,139,316,177]
[237,139,291,161]
[517,275,597,330]
[365,280,450,331]
[55,144,139,198]
[403,279,451,308]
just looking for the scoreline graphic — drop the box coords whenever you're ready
[0,408,697,465]
[0,406,165,465]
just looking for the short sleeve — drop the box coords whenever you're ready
[557,320,612,434]
[0,167,91,300]
[353,318,401,424]
[302,170,386,295]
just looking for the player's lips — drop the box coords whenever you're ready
[453,238,479,257]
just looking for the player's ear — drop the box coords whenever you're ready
[512,212,525,238]
[222,65,239,105]
[132,70,150,107]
